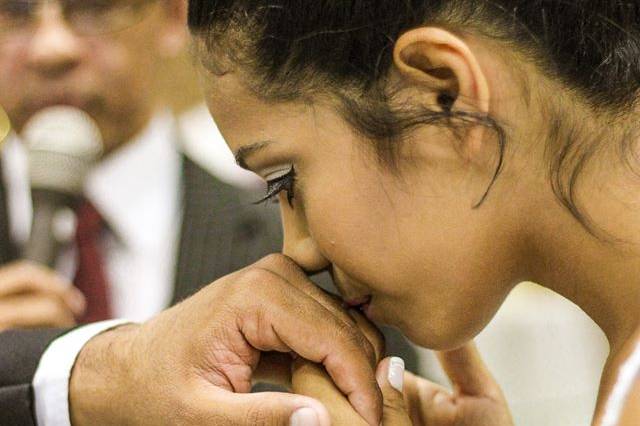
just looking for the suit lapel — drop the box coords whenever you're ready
[171,155,282,304]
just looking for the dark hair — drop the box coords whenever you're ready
[188,1,640,228]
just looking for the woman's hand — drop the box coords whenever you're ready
[391,344,514,425]
[293,342,514,425]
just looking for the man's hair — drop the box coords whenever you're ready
[187,1,640,231]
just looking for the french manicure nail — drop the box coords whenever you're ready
[388,357,405,392]
[290,407,320,426]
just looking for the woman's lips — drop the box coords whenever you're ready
[344,295,373,321]
[361,302,373,319]
[331,269,375,318]
[343,294,377,322]
[344,295,372,309]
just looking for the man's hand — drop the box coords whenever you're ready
[0,261,86,330]
[68,254,383,426]
[293,343,514,426]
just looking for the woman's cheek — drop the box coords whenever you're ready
[308,200,384,266]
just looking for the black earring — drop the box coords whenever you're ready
[437,93,455,112]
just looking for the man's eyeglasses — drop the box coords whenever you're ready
[0,0,158,36]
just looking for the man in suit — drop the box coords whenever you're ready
[0,0,282,327]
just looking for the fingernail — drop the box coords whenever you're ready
[290,407,320,426]
[388,357,405,392]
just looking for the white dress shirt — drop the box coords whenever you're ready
[1,111,182,426]
[1,111,182,320]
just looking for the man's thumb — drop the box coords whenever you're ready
[222,392,331,426]
[376,357,412,426]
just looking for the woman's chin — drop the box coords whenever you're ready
[367,298,486,350]
[399,320,480,351]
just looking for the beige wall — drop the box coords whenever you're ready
[414,283,609,426]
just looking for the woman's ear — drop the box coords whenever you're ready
[393,27,490,158]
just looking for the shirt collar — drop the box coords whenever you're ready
[85,110,181,250]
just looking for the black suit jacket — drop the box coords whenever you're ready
[172,155,283,303]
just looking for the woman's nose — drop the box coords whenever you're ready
[279,193,330,273]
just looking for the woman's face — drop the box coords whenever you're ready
[204,73,527,350]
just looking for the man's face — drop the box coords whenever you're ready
[0,0,181,153]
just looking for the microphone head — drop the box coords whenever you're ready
[23,106,103,195]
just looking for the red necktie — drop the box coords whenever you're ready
[74,200,112,323]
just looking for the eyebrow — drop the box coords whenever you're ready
[234,140,275,169]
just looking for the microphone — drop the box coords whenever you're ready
[22,106,102,266]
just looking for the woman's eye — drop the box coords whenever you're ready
[255,166,296,207]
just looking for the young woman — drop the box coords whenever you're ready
[187,1,640,424]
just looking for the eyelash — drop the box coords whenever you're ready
[255,166,296,207]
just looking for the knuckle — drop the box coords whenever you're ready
[240,268,281,293]
[42,298,70,320]
[258,253,294,270]
[224,267,287,308]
